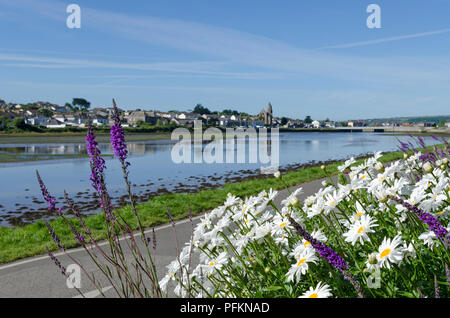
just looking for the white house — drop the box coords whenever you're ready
[40,119,67,128]
[25,116,49,125]
[312,120,321,128]
[91,115,109,126]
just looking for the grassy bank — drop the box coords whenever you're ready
[0,132,172,144]
[0,149,409,264]
[0,153,106,163]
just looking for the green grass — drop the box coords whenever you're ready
[0,153,107,163]
[0,132,172,144]
[0,149,411,264]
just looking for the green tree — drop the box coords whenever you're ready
[72,98,91,112]
[193,104,211,115]
[304,116,312,124]
[280,117,289,126]
[12,117,28,130]
[38,108,54,118]
[207,117,218,126]
[0,115,10,130]
[222,109,239,116]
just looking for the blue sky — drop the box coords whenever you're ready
[1,0,450,120]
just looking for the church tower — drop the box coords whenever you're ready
[259,102,274,126]
[266,102,273,126]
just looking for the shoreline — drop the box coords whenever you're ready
[0,147,411,264]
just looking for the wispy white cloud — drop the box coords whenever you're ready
[317,28,450,49]
[78,6,450,84]
[3,0,450,85]
[0,53,279,79]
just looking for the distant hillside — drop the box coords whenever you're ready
[361,115,450,125]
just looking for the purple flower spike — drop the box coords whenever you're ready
[390,196,448,242]
[110,99,129,166]
[45,221,65,251]
[287,215,364,297]
[86,122,106,195]
[287,215,348,271]
[86,122,114,221]
[36,171,57,211]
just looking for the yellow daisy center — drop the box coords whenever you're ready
[308,293,318,298]
[357,226,365,234]
[209,261,215,266]
[356,212,363,218]
[280,222,287,228]
[304,241,311,248]
[380,249,391,259]
[297,258,306,266]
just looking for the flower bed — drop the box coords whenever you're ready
[161,142,449,298]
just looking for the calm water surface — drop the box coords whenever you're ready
[0,132,439,226]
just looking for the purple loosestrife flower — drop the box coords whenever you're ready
[48,250,66,276]
[45,221,65,251]
[110,99,129,166]
[445,264,450,286]
[86,123,106,198]
[287,215,364,297]
[418,136,426,148]
[390,196,448,242]
[86,122,114,220]
[36,171,57,212]
[287,215,348,271]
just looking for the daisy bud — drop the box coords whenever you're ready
[368,253,378,265]
[274,171,281,179]
[403,153,408,159]
[289,196,299,207]
[321,180,328,187]
[305,197,314,208]
[264,267,270,273]
[423,162,433,173]
[442,158,448,165]
[375,162,384,172]
[320,165,326,170]
[440,164,446,170]
[349,171,355,180]
[375,191,387,203]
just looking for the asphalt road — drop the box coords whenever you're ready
[0,177,330,298]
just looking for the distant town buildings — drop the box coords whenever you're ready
[1,98,449,132]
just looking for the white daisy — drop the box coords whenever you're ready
[343,214,378,246]
[377,235,404,269]
[418,230,439,249]
[202,251,228,275]
[299,281,333,298]
[286,248,318,282]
